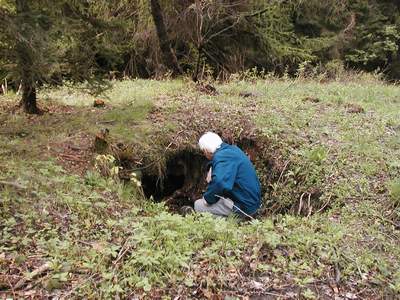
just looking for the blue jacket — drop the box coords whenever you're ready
[203,143,261,215]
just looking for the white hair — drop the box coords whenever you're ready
[198,132,223,154]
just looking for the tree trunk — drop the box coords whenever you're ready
[149,0,182,76]
[16,0,39,114]
[192,46,202,82]
[21,82,38,113]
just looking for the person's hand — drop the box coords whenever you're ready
[206,167,212,183]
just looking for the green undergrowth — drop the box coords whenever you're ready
[0,77,399,298]
[2,159,398,298]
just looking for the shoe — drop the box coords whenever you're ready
[180,206,195,216]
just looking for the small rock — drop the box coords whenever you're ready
[94,99,105,108]
[251,280,264,290]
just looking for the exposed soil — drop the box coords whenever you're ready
[47,132,93,176]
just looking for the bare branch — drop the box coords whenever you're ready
[244,7,269,19]
[204,17,242,44]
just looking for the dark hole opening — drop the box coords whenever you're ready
[141,173,186,201]
[141,150,208,204]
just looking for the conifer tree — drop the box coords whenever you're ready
[0,0,111,113]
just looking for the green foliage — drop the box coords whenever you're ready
[0,0,130,93]
[388,178,400,206]
[346,25,400,67]
[1,78,399,298]
[304,146,328,164]
[253,3,317,70]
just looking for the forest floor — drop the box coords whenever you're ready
[0,76,399,299]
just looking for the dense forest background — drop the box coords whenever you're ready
[1,0,400,97]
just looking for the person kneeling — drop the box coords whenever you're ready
[194,132,261,219]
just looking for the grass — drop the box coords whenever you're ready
[40,79,187,107]
[0,76,399,298]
